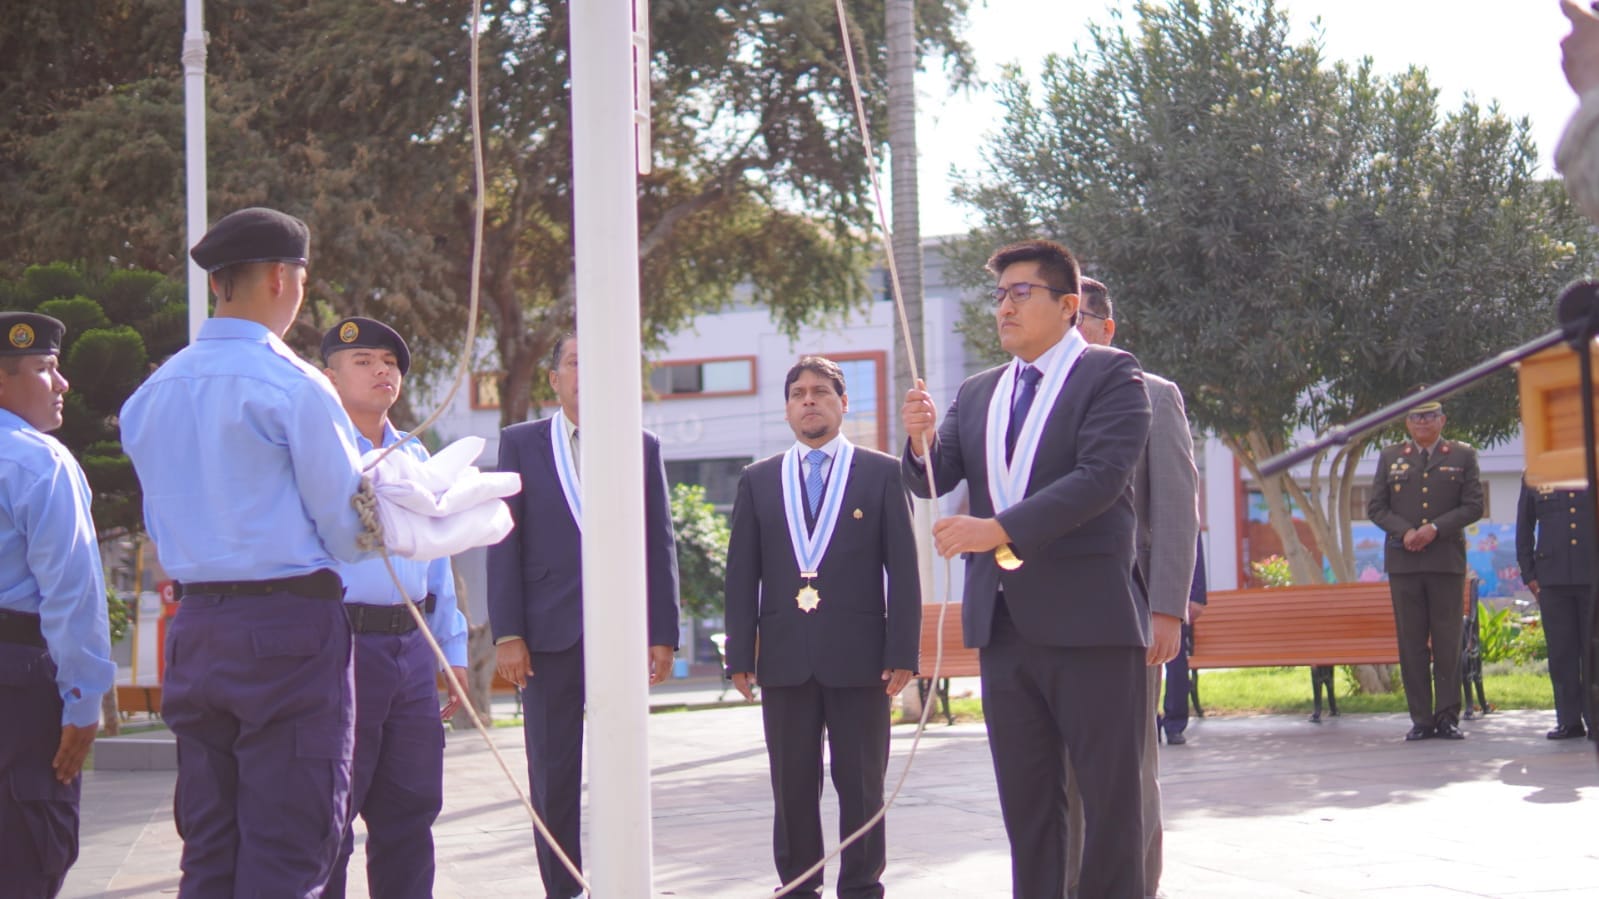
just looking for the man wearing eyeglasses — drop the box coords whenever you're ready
[1367,395,1483,741]
[902,240,1152,898]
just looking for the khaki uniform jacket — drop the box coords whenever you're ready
[1366,439,1483,575]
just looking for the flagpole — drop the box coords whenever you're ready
[182,0,208,340]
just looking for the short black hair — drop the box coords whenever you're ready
[1079,277,1113,320]
[548,332,575,371]
[985,239,1081,296]
[783,355,846,400]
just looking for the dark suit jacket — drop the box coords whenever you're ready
[723,446,921,688]
[902,346,1151,650]
[1367,439,1482,576]
[486,416,679,652]
[1516,479,1594,588]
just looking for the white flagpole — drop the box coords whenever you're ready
[182,0,208,341]
[570,0,654,894]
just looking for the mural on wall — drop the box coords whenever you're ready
[1244,492,1525,598]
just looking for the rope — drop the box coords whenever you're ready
[342,0,589,891]
[765,4,956,896]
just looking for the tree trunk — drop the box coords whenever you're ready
[450,568,497,729]
[101,690,120,736]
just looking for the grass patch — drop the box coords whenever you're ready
[898,665,1555,723]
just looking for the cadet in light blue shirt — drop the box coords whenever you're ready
[0,311,114,897]
[316,316,469,899]
[119,207,369,897]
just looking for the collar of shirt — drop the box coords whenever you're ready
[355,421,402,455]
[557,408,578,444]
[0,407,34,436]
[1414,438,1443,455]
[1011,328,1077,383]
[197,316,274,343]
[790,433,844,478]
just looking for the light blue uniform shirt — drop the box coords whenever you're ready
[339,424,469,668]
[119,317,371,581]
[0,409,116,727]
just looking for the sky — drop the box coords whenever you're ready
[913,0,1580,236]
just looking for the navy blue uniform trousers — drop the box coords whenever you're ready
[1540,585,1596,731]
[0,643,79,898]
[323,629,445,899]
[162,592,354,898]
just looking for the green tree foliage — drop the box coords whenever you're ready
[1,262,183,536]
[951,0,1599,585]
[671,482,731,621]
[2,1,974,423]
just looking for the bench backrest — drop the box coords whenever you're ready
[1188,582,1399,669]
[918,603,981,678]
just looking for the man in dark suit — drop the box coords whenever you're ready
[1516,477,1594,740]
[1367,396,1483,742]
[902,239,1152,898]
[725,355,921,899]
[487,332,680,899]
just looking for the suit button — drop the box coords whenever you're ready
[1571,507,1578,513]
[1573,538,1580,545]
[1572,522,1579,529]
[1422,502,1430,509]
[1422,487,1429,494]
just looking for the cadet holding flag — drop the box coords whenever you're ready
[316,316,471,899]
[1,311,116,899]
[121,207,373,896]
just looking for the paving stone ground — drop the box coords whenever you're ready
[65,678,1599,897]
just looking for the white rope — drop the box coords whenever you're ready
[766,4,956,896]
[345,0,590,891]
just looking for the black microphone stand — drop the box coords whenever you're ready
[1259,280,1599,754]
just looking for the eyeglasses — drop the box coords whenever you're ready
[1406,411,1442,422]
[990,282,1070,306]
[1077,309,1109,323]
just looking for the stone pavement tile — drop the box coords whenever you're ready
[62,706,1599,898]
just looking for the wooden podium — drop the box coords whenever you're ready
[1518,341,1599,487]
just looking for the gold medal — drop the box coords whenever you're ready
[796,584,821,613]
[995,543,1022,571]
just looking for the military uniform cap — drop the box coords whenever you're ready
[320,316,410,375]
[190,207,310,273]
[0,312,66,356]
[1408,399,1443,414]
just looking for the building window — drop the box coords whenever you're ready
[471,372,502,410]
[666,457,753,510]
[649,356,756,399]
[830,351,887,451]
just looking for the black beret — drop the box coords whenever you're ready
[1,312,65,356]
[320,317,411,375]
[190,207,310,273]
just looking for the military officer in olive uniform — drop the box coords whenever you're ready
[1516,477,1594,740]
[1367,397,1483,741]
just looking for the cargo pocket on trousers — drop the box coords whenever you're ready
[3,771,80,878]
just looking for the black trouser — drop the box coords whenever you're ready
[760,679,891,899]
[520,641,585,899]
[981,601,1146,899]
[1539,584,1595,730]
[0,642,79,899]
[1389,572,1466,728]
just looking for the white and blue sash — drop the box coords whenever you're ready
[550,411,581,527]
[780,438,855,580]
[984,330,1088,514]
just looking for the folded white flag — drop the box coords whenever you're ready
[362,435,522,561]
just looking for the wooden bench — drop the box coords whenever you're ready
[1188,582,1400,669]
[115,684,163,716]
[916,603,979,725]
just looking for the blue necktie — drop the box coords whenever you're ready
[805,449,828,518]
[1005,365,1043,464]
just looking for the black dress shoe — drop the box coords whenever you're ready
[1434,723,1465,740]
[1165,731,1187,745]
[1547,724,1587,740]
[1404,725,1434,741]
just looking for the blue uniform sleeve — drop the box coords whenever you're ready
[24,455,115,727]
[287,377,372,564]
[426,556,469,669]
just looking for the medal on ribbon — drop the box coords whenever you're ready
[781,439,855,613]
[550,411,581,527]
[983,330,1088,568]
